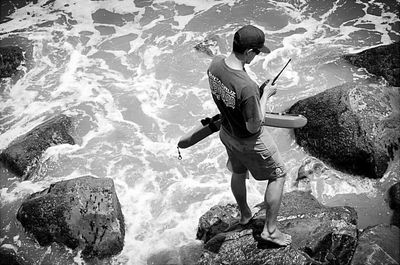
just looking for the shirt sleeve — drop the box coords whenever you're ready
[241,94,262,122]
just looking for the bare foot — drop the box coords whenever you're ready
[261,228,292,246]
[239,207,252,225]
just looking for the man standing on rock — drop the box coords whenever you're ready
[207,25,292,246]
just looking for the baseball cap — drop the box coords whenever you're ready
[233,25,271,54]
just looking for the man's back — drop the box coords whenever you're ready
[207,55,261,138]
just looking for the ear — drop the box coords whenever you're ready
[244,49,252,56]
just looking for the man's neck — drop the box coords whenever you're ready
[225,52,245,71]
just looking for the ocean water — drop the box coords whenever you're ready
[0,0,399,264]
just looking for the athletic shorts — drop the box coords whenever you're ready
[219,126,286,180]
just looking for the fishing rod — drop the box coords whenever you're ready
[272,58,292,85]
[259,58,292,94]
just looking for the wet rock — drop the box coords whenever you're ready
[0,36,34,72]
[16,176,125,260]
[343,42,400,87]
[389,182,400,211]
[297,157,328,180]
[0,247,27,265]
[288,82,398,178]
[0,46,24,78]
[196,191,358,265]
[146,242,203,265]
[294,157,329,192]
[194,35,224,57]
[196,203,241,243]
[0,0,37,23]
[0,114,75,179]
[388,182,400,228]
[351,224,399,265]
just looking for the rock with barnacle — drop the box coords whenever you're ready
[16,176,125,260]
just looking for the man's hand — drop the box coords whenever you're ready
[265,87,277,98]
[259,80,277,98]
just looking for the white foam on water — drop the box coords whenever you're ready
[154,0,240,13]
[0,180,47,205]
[72,251,85,265]
[315,173,378,203]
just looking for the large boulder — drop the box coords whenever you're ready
[0,46,24,78]
[288,82,399,178]
[343,42,400,87]
[16,176,125,260]
[351,224,399,265]
[388,182,400,228]
[0,247,26,265]
[0,36,34,72]
[0,114,75,179]
[196,191,358,265]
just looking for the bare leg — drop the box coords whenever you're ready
[261,177,291,246]
[231,172,252,224]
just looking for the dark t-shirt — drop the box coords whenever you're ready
[208,55,261,138]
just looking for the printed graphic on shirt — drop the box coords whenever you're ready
[208,72,236,109]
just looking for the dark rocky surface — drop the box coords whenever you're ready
[388,182,400,228]
[343,42,400,87]
[0,114,75,179]
[289,82,396,178]
[196,191,358,265]
[16,176,125,260]
[0,46,24,78]
[0,247,27,265]
[288,42,400,178]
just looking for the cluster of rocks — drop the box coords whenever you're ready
[0,115,125,263]
[1,34,126,264]
[194,191,399,265]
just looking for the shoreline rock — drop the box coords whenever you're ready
[289,82,393,178]
[0,46,24,78]
[0,114,75,179]
[343,42,400,87]
[288,42,400,179]
[388,182,400,228]
[0,36,34,78]
[0,247,27,265]
[196,191,358,265]
[16,176,125,260]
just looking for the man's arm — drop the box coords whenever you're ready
[245,84,277,133]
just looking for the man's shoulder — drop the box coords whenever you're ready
[210,55,225,67]
[241,82,259,99]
